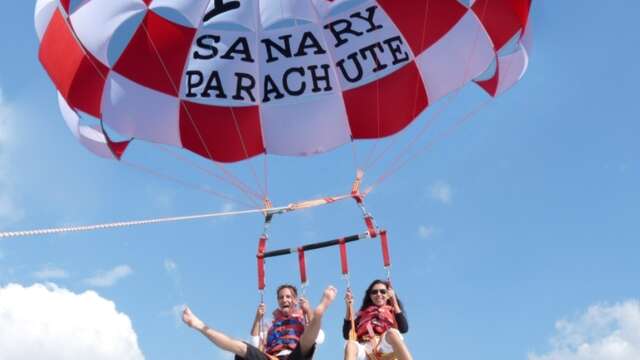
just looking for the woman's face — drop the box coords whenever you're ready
[368,283,388,307]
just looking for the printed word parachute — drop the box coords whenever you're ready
[35,0,531,163]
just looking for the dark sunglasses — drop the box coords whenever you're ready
[369,289,387,295]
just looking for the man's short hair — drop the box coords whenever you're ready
[276,284,298,297]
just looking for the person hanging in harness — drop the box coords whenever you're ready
[343,280,413,360]
[183,284,337,360]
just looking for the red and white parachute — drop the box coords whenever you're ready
[35,0,531,164]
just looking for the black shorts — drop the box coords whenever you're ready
[235,343,316,360]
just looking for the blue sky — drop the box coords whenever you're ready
[1,1,640,360]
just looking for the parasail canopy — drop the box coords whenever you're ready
[35,0,531,164]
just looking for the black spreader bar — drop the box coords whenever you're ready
[260,232,370,259]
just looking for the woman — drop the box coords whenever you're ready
[343,280,413,360]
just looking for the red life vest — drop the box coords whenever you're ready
[265,309,305,355]
[355,305,396,341]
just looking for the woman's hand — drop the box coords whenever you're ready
[345,288,354,305]
[387,287,402,313]
[387,288,396,302]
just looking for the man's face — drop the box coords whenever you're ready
[277,287,297,315]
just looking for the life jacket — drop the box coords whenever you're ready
[265,309,305,355]
[356,305,396,341]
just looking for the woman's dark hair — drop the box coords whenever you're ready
[358,279,404,312]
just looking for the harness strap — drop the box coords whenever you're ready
[364,215,378,238]
[297,247,307,286]
[339,239,349,276]
[380,230,391,269]
[351,169,364,198]
[257,235,267,290]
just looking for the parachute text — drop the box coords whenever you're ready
[184,5,411,104]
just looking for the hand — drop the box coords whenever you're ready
[182,306,205,331]
[345,288,353,305]
[323,285,338,303]
[387,288,396,301]
[256,303,265,318]
[299,297,311,314]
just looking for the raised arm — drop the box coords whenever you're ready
[250,303,265,336]
[387,288,409,333]
[343,289,357,340]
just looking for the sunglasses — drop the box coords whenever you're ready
[369,289,388,295]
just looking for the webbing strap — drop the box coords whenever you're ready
[339,239,349,275]
[364,216,378,238]
[257,235,267,290]
[298,247,307,285]
[351,169,364,199]
[380,230,391,268]
[257,199,273,292]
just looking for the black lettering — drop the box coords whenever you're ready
[203,0,241,22]
[221,37,254,62]
[383,36,410,65]
[294,32,327,57]
[185,70,204,97]
[201,71,227,98]
[351,6,383,33]
[233,72,256,102]
[262,34,293,63]
[336,53,364,83]
[193,34,220,60]
[262,74,285,103]
[282,67,306,96]
[359,42,387,73]
[324,19,363,48]
[308,64,332,92]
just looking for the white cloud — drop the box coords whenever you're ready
[33,266,69,280]
[84,265,133,287]
[418,225,434,239]
[164,259,177,272]
[529,300,640,360]
[221,202,235,213]
[0,283,144,360]
[146,187,174,210]
[0,86,24,226]
[428,181,452,205]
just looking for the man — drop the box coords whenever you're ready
[183,284,337,360]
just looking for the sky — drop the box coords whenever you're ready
[1,1,640,360]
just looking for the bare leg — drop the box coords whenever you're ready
[299,286,337,356]
[344,340,358,360]
[385,329,413,360]
[182,307,249,357]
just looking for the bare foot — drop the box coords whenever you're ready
[182,307,205,331]
[315,286,337,317]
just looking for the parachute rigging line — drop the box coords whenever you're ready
[139,20,267,204]
[121,159,257,208]
[55,12,264,206]
[371,94,494,191]
[153,144,265,204]
[364,0,498,189]
[360,0,432,173]
[371,2,527,192]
